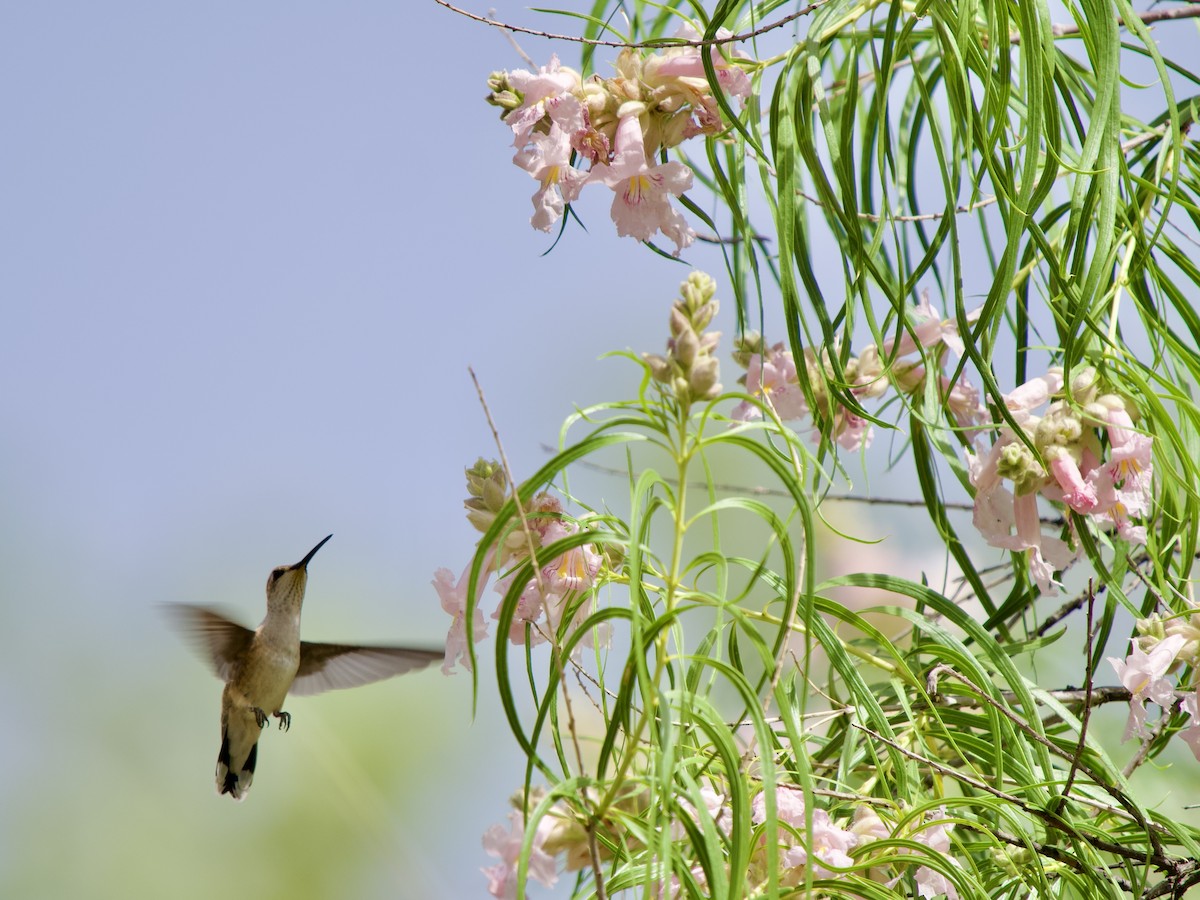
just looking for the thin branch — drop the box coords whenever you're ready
[433,0,828,49]
[927,665,1168,863]
[1046,4,1200,38]
[1034,549,1151,637]
[440,0,1200,52]
[541,443,976,509]
[1122,703,1173,781]
[983,824,1131,890]
[795,128,1172,225]
[796,188,1000,224]
[928,684,1134,711]
[1144,857,1200,900]
[1057,586,1098,804]
[852,722,1180,868]
[469,367,609,900]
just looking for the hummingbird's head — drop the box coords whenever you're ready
[264,534,332,612]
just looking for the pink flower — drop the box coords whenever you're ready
[1004,370,1065,424]
[1110,634,1185,705]
[513,125,589,232]
[752,784,807,827]
[752,787,857,881]
[1086,402,1153,543]
[1106,405,1153,481]
[504,55,583,146]
[941,373,987,430]
[732,344,807,421]
[780,808,856,878]
[589,115,695,254]
[481,809,559,898]
[850,805,891,842]
[643,25,752,102]
[539,520,602,594]
[911,818,960,900]
[435,563,489,675]
[884,292,950,359]
[673,786,730,840]
[831,407,873,452]
[1045,448,1098,513]
[1121,698,1149,742]
[971,375,1153,555]
[1108,634,1187,740]
[1014,492,1076,594]
[967,445,1075,593]
[492,570,549,646]
[883,292,980,360]
[1180,690,1200,762]
[491,519,608,652]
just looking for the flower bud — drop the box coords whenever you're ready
[464,458,509,533]
[644,272,724,407]
[1035,405,1084,450]
[484,71,523,111]
[1158,612,1200,668]
[669,306,691,340]
[732,331,765,368]
[1069,365,1099,404]
[849,346,888,399]
[642,352,673,383]
[850,805,890,842]
[998,441,1046,496]
[689,355,722,399]
[672,324,700,366]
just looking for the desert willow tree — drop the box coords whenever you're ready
[434,0,1200,897]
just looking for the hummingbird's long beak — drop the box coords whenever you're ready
[293,534,333,570]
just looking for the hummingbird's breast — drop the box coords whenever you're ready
[234,632,301,713]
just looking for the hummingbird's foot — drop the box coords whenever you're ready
[274,710,291,732]
[251,707,270,729]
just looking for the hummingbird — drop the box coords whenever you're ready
[165,534,442,801]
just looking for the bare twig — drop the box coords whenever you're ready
[540,443,976,509]
[1057,585,1097,804]
[434,0,828,49]
[927,665,1168,862]
[852,722,1178,867]
[1045,4,1200,38]
[469,367,609,900]
[1034,549,1150,637]
[439,0,1200,51]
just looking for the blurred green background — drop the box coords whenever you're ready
[3,4,1198,899]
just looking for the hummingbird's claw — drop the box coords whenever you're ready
[251,707,269,729]
[275,711,291,732]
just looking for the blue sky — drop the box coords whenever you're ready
[0,4,727,897]
[4,4,1198,898]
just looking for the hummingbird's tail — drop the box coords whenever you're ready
[216,731,258,801]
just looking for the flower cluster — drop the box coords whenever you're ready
[730,292,1154,593]
[642,271,723,404]
[435,459,608,675]
[482,784,682,898]
[968,365,1153,592]
[486,27,752,254]
[750,787,960,898]
[481,805,559,899]
[1109,612,1200,759]
[480,782,966,898]
[730,291,985,452]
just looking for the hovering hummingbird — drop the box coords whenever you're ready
[166,534,442,801]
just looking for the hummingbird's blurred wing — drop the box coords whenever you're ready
[290,643,443,696]
[162,603,255,682]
